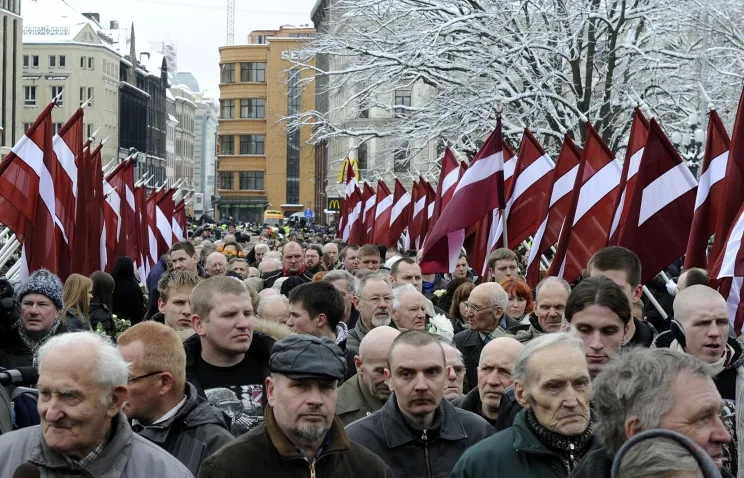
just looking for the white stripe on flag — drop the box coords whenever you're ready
[507,154,554,207]
[726,276,743,329]
[638,163,697,227]
[412,196,426,218]
[375,195,393,218]
[717,208,744,279]
[148,226,158,264]
[390,192,412,224]
[441,167,459,196]
[53,137,77,198]
[12,134,44,177]
[172,217,183,242]
[104,181,122,240]
[573,160,622,226]
[627,147,644,179]
[549,165,579,208]
[126,185,136,211]
[504,156,516,181]
[156,205,173,248]
[100,224,108,271]
[608,189,626,239]
[427,200,434,219]
[695,151,728,210]
[364,195,376,216]
[526,216,547,271]
[455,151,504,194]
[446,229,465,271]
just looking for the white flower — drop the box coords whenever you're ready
[432,289,446,298]
[426,313,454,342]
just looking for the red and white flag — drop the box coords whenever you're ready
[86,143,105,274]
[389,179,412,250]
[709,203,744,334]
[684,109,730,269]
[135,185,151,278]
[145,188,162,267]
[156,188,175,258]
[102,175,122,272]
[373,180,394,247]
[172,199,186,243]
[608,108,650,245]
[337,158,356,239]
[548,123,622,282]
[362,182,377,244]
[525,134,582,287]
[617,119,697,284]
[428,147,460,234]
[409,180,429,249]
[423,118,508,273]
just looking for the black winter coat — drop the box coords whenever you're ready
[89,300,115,338]
[64,309,90,332]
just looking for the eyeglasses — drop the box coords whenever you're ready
[359,295,393,304]
[128,371,164,384]
[463,301,498,313]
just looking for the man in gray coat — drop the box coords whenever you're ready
[0,331,192,477]
[118,321,234,475]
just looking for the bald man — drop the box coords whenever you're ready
[455,337,523,429]
[205,252,227,277]
[336,326,401,425]
[677,267,710,292]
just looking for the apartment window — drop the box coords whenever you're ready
[59,55,65,67]
[393,142,410,172]
[239,171,264,190]
[24,86,36,106]
[86,124,93,138]
[358,143,368,170]
[51,86,64,105]
[22,123,31,132]
[80,87,93,106]
[239,135,265,155]
[31,55,38,67]
[221,63,235,83]
[88,57,94,69]
[253,35,267,44]
[240,62,265,83]
[394,89,411,116]
[219,171,234,190]
[49,55,56,67]
[240,98,265,119]
[359,107,369,119]
[220,135,234,155]
[221,99,235,119]
[80,56,85,68]
[22,55,28,67]
[53,123,63,134]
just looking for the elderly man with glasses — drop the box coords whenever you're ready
[347,273,394,356]
[453,282,520,393]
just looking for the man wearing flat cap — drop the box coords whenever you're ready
[197,335,393,478]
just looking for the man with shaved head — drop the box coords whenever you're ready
[336,326,400,425]
[261,241,314,290]
[455,337,523,429]
[454,282,521,391]
[653,285,742,475]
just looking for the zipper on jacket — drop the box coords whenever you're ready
[421,429,432,478]
[310,462,316,478]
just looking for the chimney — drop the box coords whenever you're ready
[82,13,100,23]
[110,20,119,30]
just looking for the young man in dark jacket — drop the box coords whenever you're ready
[198,335,392,478]
[346,330,493,477]
[118,321,233,475]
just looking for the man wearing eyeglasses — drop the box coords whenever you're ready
[347,273,394,356]
[117,322,233,475]
[453,282,520,392]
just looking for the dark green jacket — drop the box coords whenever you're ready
[197,405,392,478]
[452,409,600,478]
[336,373,384,426]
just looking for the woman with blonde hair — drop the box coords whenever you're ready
[61,274,92,332]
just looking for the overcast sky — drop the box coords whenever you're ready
[67,0,318,95]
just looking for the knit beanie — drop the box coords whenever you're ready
[16,269,64,309]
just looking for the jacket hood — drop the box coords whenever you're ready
[652,330,744,370]
[458,387,482,414]
[630,317,657,347]
[253,317,294,341]
[528,313,544,333]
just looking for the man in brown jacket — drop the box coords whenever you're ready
[197,335,392,478]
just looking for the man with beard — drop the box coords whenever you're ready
[347,273,394,356]
[336,326,400,425]
[198,335,392,478]
[322,242,340,268]
[652,285,743,475]
[507,277,570,344]
[346,331,493,477]
[305,245,323,275]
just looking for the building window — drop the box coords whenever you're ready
[22,123,31,132]
[359,107,369,119]
[31,55,38,68]
[80,87,93,106]
[394,89,411,116]
[88,57,94,69]
[24,86,36,106]
[358,143,368,170]
[51,86,64,105]
[219,171,234,190]
[221,99,235,119]
[86,124,93,139]
[220,135,234,155]
[240,62,266,83]
[49,55,56,67]
[394,142,410,172]
[53,123,63,134]
[59,55,65,67]
[239,171,264,190]
[22,55,28,67]
[239,135,265,155]
[240,98,265,119]
[286,68,301,204]
[80,56,85,68]
[221,63,235,84]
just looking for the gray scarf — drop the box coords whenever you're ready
[14,318,62,366]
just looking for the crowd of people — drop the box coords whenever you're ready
[0,218,736,477]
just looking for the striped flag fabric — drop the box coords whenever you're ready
[373,180,394,247]
[709,204,744,334]
[389,179,412,250]
[362,182,377,244]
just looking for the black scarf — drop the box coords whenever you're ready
[526,409,593,473]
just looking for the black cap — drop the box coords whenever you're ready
[270,335,347,382]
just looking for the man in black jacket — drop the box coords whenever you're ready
[118,321,233,475]
[262,241,313,290]
[184,276,275,437]
[346,330,493,477]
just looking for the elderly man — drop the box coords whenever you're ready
[304,245,323,274]
[228,258,249,279]
[390,256,453,320]
[198,335,392,478]
[336,326,400,425]
[454,333,597,477]
[205,252,228,277]
[357,244,381,271]
[390,284,427,331]
[456,337,523,429]
[0,332,192,477]
[652,285,742,475]
[324,270,360,327]
[0,269,67,369]
[441,339,466,402]
[570,348,733,477]
[507,277,570,343]
[322,242,340,268]
[454,282,520,392]
[346,331,493,477]
[347,273,394,356]
[247,266,260,278]
[118,322,233,475]
[486,248,519,283]
[342,245,360,273]
[250,243,269,267]
[258,257,282,275]
[257,295,291,325]
[262,241,314,289]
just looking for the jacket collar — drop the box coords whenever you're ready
[511,409,598,458]
[28,412,134,478]
[380,393,468,448]
[264,405,350,460]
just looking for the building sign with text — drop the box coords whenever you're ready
[326,197,342,212]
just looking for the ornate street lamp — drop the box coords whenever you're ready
[671,112,705,178]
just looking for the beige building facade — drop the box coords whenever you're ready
[0,1,22,158]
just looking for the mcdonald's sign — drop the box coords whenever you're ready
[327,197,342,212]
[337,157,359,183]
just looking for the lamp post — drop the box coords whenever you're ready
[671,112,705,178]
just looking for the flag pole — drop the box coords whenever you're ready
[496,95,508,248]
[642,285,668,320]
